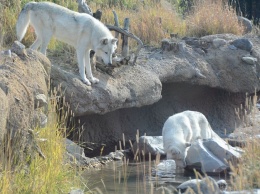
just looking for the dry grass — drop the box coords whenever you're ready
[230,138,260,191]
[185,0,243,37]
[231,95,260,190]
[1,0,246,50]
[90,3,185,46]
[230,93,260,191]
[0,94,86,194]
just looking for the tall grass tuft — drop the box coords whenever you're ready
[230,93,260,191]
[230,139,260,191]
[0,97,86,194]
[101,3,185,46]
[185,0,243,37]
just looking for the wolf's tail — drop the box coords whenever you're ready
[16,2,35,41]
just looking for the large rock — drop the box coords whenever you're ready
[0,42,51,163]
[142,34,259,93]
[133,136,166,156]
[177,176,224,194]
[186,140,227,173]
[186,138,242,173]
[152,160,176,178]
[203,138,242,165]
[50,34,260,156]
[51,64,162,116]
[237,16,253,34]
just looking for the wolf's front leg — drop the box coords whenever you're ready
[167,147,186,168]
[85,51,99,84]
[76,50,91,85]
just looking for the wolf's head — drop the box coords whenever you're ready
[95,37,118,65]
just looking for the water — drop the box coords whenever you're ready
[84,160,203,194]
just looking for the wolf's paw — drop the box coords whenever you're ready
[175,159,186,168]
[82,78,91,86]
[90,77,99,84]
[171,149,181,156]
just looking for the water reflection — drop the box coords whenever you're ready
[85,161,202,194]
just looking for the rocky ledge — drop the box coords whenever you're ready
[1,34,260,157]
[50,34,260,155]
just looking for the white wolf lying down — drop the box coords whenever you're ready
[16,2,118,85]
[162,111,219,168]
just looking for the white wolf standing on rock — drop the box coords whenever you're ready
[16,1,118,85]
[162,111,220,168]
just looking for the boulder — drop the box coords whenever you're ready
[202,138,242,166]
[152,160,176,178]
[186,138,241,173]
[212,38,227,48]
[242,56,257,65]
[230,38,253,52]
[177,177,226,194]
[133,136,166,156]
[0,42,51,163]
[186,139,228,173]
[51,64,162,116]
[34,93,48,109]
[65,138,92,166]
[237,16,253,34]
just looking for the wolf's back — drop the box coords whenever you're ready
[16,2,35,41]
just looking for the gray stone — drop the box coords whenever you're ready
[203,137,242,166]
[66,138,85,157]
[194,48,205,55]
[108,150,124,160]
[11,41,27,56]
[177,177,225,194]
[237,16,253,34]
[186,139,228,173]
[34,94,48,108]
[230,38,253,51]
[212,38,227,48]
[152,160,176,178]
[133,136,166,156]
[228,45,237,50]
[1,50,11,57]
[224,189,260,194]
[178,177,260,194]
[51,64,162,116]
[68,189,84,194]
[242,56,257,65]
[65,138,93,166]
[33,111,47,128]
[161,39,179,52]
[0,49,50,159]
[186,138,242,173]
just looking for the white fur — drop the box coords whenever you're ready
[16,2,117,85]
[162,111,217,168]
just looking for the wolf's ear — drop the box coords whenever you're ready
[100,38,108,45]
[111,38,118,44]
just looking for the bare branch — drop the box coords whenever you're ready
[77,0,93,15]
[122,18,130,57]
[106,24,143,64]
[112,10,120,40]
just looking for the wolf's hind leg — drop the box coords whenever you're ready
[30,37,41,51]
[40,30,52,55]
